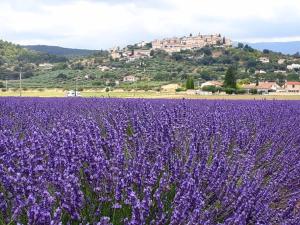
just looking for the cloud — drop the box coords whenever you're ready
[0,0,300,49]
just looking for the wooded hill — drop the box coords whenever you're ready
[23,45,100,58]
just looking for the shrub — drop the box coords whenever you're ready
[175,87,186,92]
[92,81,103,86]
[250,89,258,94]
[223,87,236,94]
[235,89,247,94]
[56,73,68,80]
[202,85,219,93]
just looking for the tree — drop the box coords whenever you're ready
[246,58,258,69]
[0,82,4,88]
[223,66,237,89]
[223,37,226,44]
[150,50,154,57]
[243,44,254,52]
[190,77,195,89]
[255,73,259,86]
[145,43,152,49]
[287,73,300,81]
[172,53,183,61]
[0,56,5,66]
[186,76,195,89]
[202,47,212,56]
[249,68,256,74]
[200,71,212,81]
[293,52,300,58]
[56,73,68,80]
[277,74,286,86]
[237,43,244,49]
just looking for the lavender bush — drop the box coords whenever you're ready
[0,98,299,224]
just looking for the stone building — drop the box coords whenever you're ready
[152,33,232,53]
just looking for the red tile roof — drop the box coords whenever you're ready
[286,81,300,85]
[257,82,277,89]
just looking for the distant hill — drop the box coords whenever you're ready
[248,41,300,55]
[23,45,100,58]
[0,40,68,80]
[0,40,37,64]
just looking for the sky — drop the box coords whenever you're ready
[1,0,300,49]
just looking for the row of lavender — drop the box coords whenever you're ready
[0,98,299,224]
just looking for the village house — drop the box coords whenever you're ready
[255,70,267,74]
[287,64,300,70]
[278,59,286,64]
[200,81,223,88]
[212,51,223,58]
[110,47,122,60]
[259,57,270,63]
[27,63,37,70]
[124,49,152,62]
[39,63,53,70]
[284,81,300,93]
[256,82,281,93]
[242,82,281,94]
[274,70,287,74]
[122,50,134,58]
[133,49,151,58]
[81,59,94,67]
[137,41,147,48]
[97,65,110,72]
[123,75,138,82]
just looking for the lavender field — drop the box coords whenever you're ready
[0,98,299,225]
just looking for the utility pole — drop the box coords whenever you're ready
[5,79,8,92]
[19,68,22,97]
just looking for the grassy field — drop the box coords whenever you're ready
[1,89,300,100]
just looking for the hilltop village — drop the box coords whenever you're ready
[110,33,232,60]
[152,34,232,52]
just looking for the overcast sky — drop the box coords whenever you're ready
[1,0,300,49]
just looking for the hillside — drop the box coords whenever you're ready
[0,40,38,64]
[23,45,101,58]
[249,41,300,55]
[0,40,67,80]
[15,45,299,90]
[1,39,300,90]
